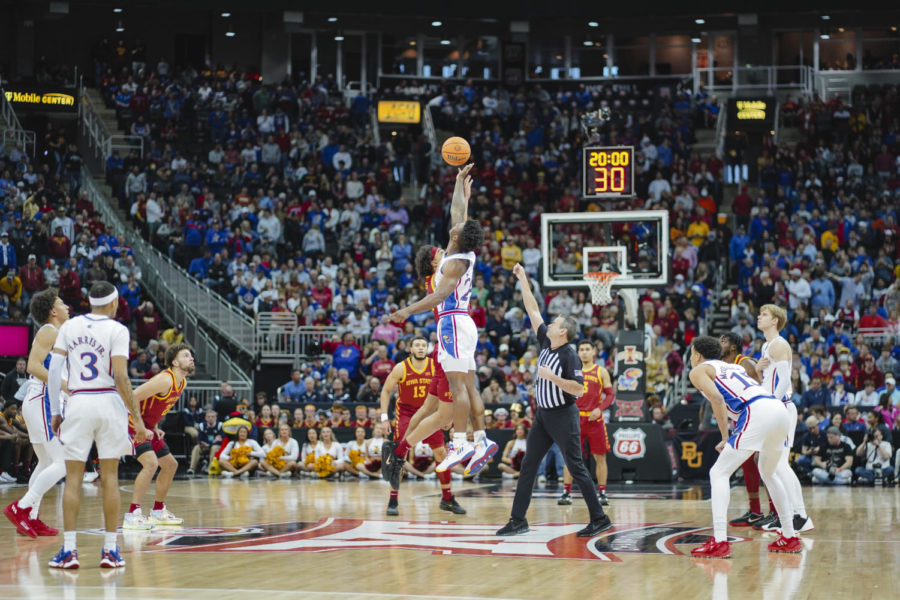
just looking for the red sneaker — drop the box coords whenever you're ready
[690,538,732,559]
[767,534,802,553]
[30,517,59,536]
[3,502,37,538]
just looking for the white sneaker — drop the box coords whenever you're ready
[149,508,183,526]
[123,510,152,531]
[239,471,250,479]
[279,472,292,479]
[464,438,499,476]
[221,471,234,478]
[266,472,277,479]
[537,475,547,485]
[83,472,99,483]
[435,441,475,473]
[0,472,16,483]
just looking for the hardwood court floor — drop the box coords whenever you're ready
[0,477,896,600]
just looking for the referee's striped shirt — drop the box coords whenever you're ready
[534,323,584,409]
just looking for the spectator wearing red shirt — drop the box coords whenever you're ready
[854,354,885,390]
[47,226,71,261]
[135,301,161,347]
[311,275,333,308]
[469,297,487,329]
[732,186,752,229]
[367,345,395,384]
[57,264,81,307]
[19,254,44,303]
[859,304,888,330]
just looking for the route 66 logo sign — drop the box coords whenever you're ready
[612,428,647,461]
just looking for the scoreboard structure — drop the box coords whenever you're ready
[582,146,635,199]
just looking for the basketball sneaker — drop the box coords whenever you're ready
[381,439,395,480]
[463,438,499,476]
[577,515,613,537]
[48,547,80,569]
[99,546,126,568]
[387,452,405,490]
[751,512,778,531]
[729,510,763,527]
[690,539,732,559]
[29,516,59,536]
[123,510,152,531]
[759,515,782,532]
[496,518,530,536]
[439,497,467,514]
[149,508,183,526]
[386,499,399,516]
[558,491,573,505]
[792,514,814,533]
[436,441,475,473]
[767,534,802,553]
[3,502,37,538]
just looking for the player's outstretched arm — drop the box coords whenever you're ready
[133,371,173,404]
[512,263,543,335]
[450,164,474,226]
[390,259,467,322]
[379,363,405,421]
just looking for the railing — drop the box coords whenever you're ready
[858,326,896,348]
[0,87,37,157]
[83,170,250,386]
[368,105,380,145]
[714,100,727,160]
[254,314,375,363]
[77,82,143,164]
[813,70,900,105]
[693,65,814,96]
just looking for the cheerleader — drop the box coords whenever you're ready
[344,426,371,478]
[405,441,436,479]
[499,423,528,478]
[219,426,265,478]
[297,428,319,476]
[313,427,345,478]
[260,424,300,479]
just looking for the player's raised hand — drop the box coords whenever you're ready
[512,263,526,280]
[464,172,473,200]
[456,162,474,180]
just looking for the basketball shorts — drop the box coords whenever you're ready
[58,392,132,461]
[579,416,610,455]
[728,396,791,452]
[437,314,477,373]
[134,436,171,459]
[427,360,453,403]
[396,406,445,449]
[783,401,798,450]
[22,382,54,444]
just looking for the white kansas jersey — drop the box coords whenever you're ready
[704,359,773,420]
[760,340,793,403]
[53,314,130,394]
[435,251,476,317]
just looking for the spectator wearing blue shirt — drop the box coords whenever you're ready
[119,275,142,309]
[398,264,416,289]
[281,370,306,401]
[809,272,835,312]
[371,280,390,306]
[0,232,17,272]
[332,333,362,379]
[189,251,211,280]
[656,138,674,168]
[391,234,413,272]
[205,221,229,254]
[729,227,750,264]
[749,207,773,241]
[799,373,830,414]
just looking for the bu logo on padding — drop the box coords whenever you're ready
[612,428,646,460]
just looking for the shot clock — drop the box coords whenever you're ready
[582,146,635,198]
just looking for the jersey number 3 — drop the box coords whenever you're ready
[80,352,99,381]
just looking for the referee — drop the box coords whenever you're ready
[497,264,613,537]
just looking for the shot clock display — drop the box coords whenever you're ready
[582,146,634,198]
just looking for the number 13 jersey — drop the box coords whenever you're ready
[53,314,130,394]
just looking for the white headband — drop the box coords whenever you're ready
[89,289,119,306]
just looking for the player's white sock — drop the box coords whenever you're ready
[452,432,466,447]
[474,430,486,443]
[64,531,77,552]
[104,532,118,552]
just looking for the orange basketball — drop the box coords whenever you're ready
[441,136,471,166]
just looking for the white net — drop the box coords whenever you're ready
[585,272,618,306]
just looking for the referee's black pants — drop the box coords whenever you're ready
[511,404,606,522]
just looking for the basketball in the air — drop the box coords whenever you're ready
[441,137,471,166]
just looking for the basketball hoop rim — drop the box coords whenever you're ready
[585,271,620,282]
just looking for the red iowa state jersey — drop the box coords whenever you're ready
[425,275,440,322]
[396,357,435,413]
[130,369,186,431]
[576,364,609,414]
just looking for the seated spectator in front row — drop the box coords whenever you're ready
[189,410,222,476]
[796,416,827,473]
[811,427,854,485]
[854,428,894,485]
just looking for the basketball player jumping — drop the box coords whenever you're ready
[3,288,69,538]
[755,304,813,534]
[688,335,800,558]
[558,341,614,507]
[387,164,496,488]
[123,343,195,530]
[47,281,147,569]
[379,335,465,516]
[718,332,776,528]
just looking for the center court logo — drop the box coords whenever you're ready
[137,519,748,560]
